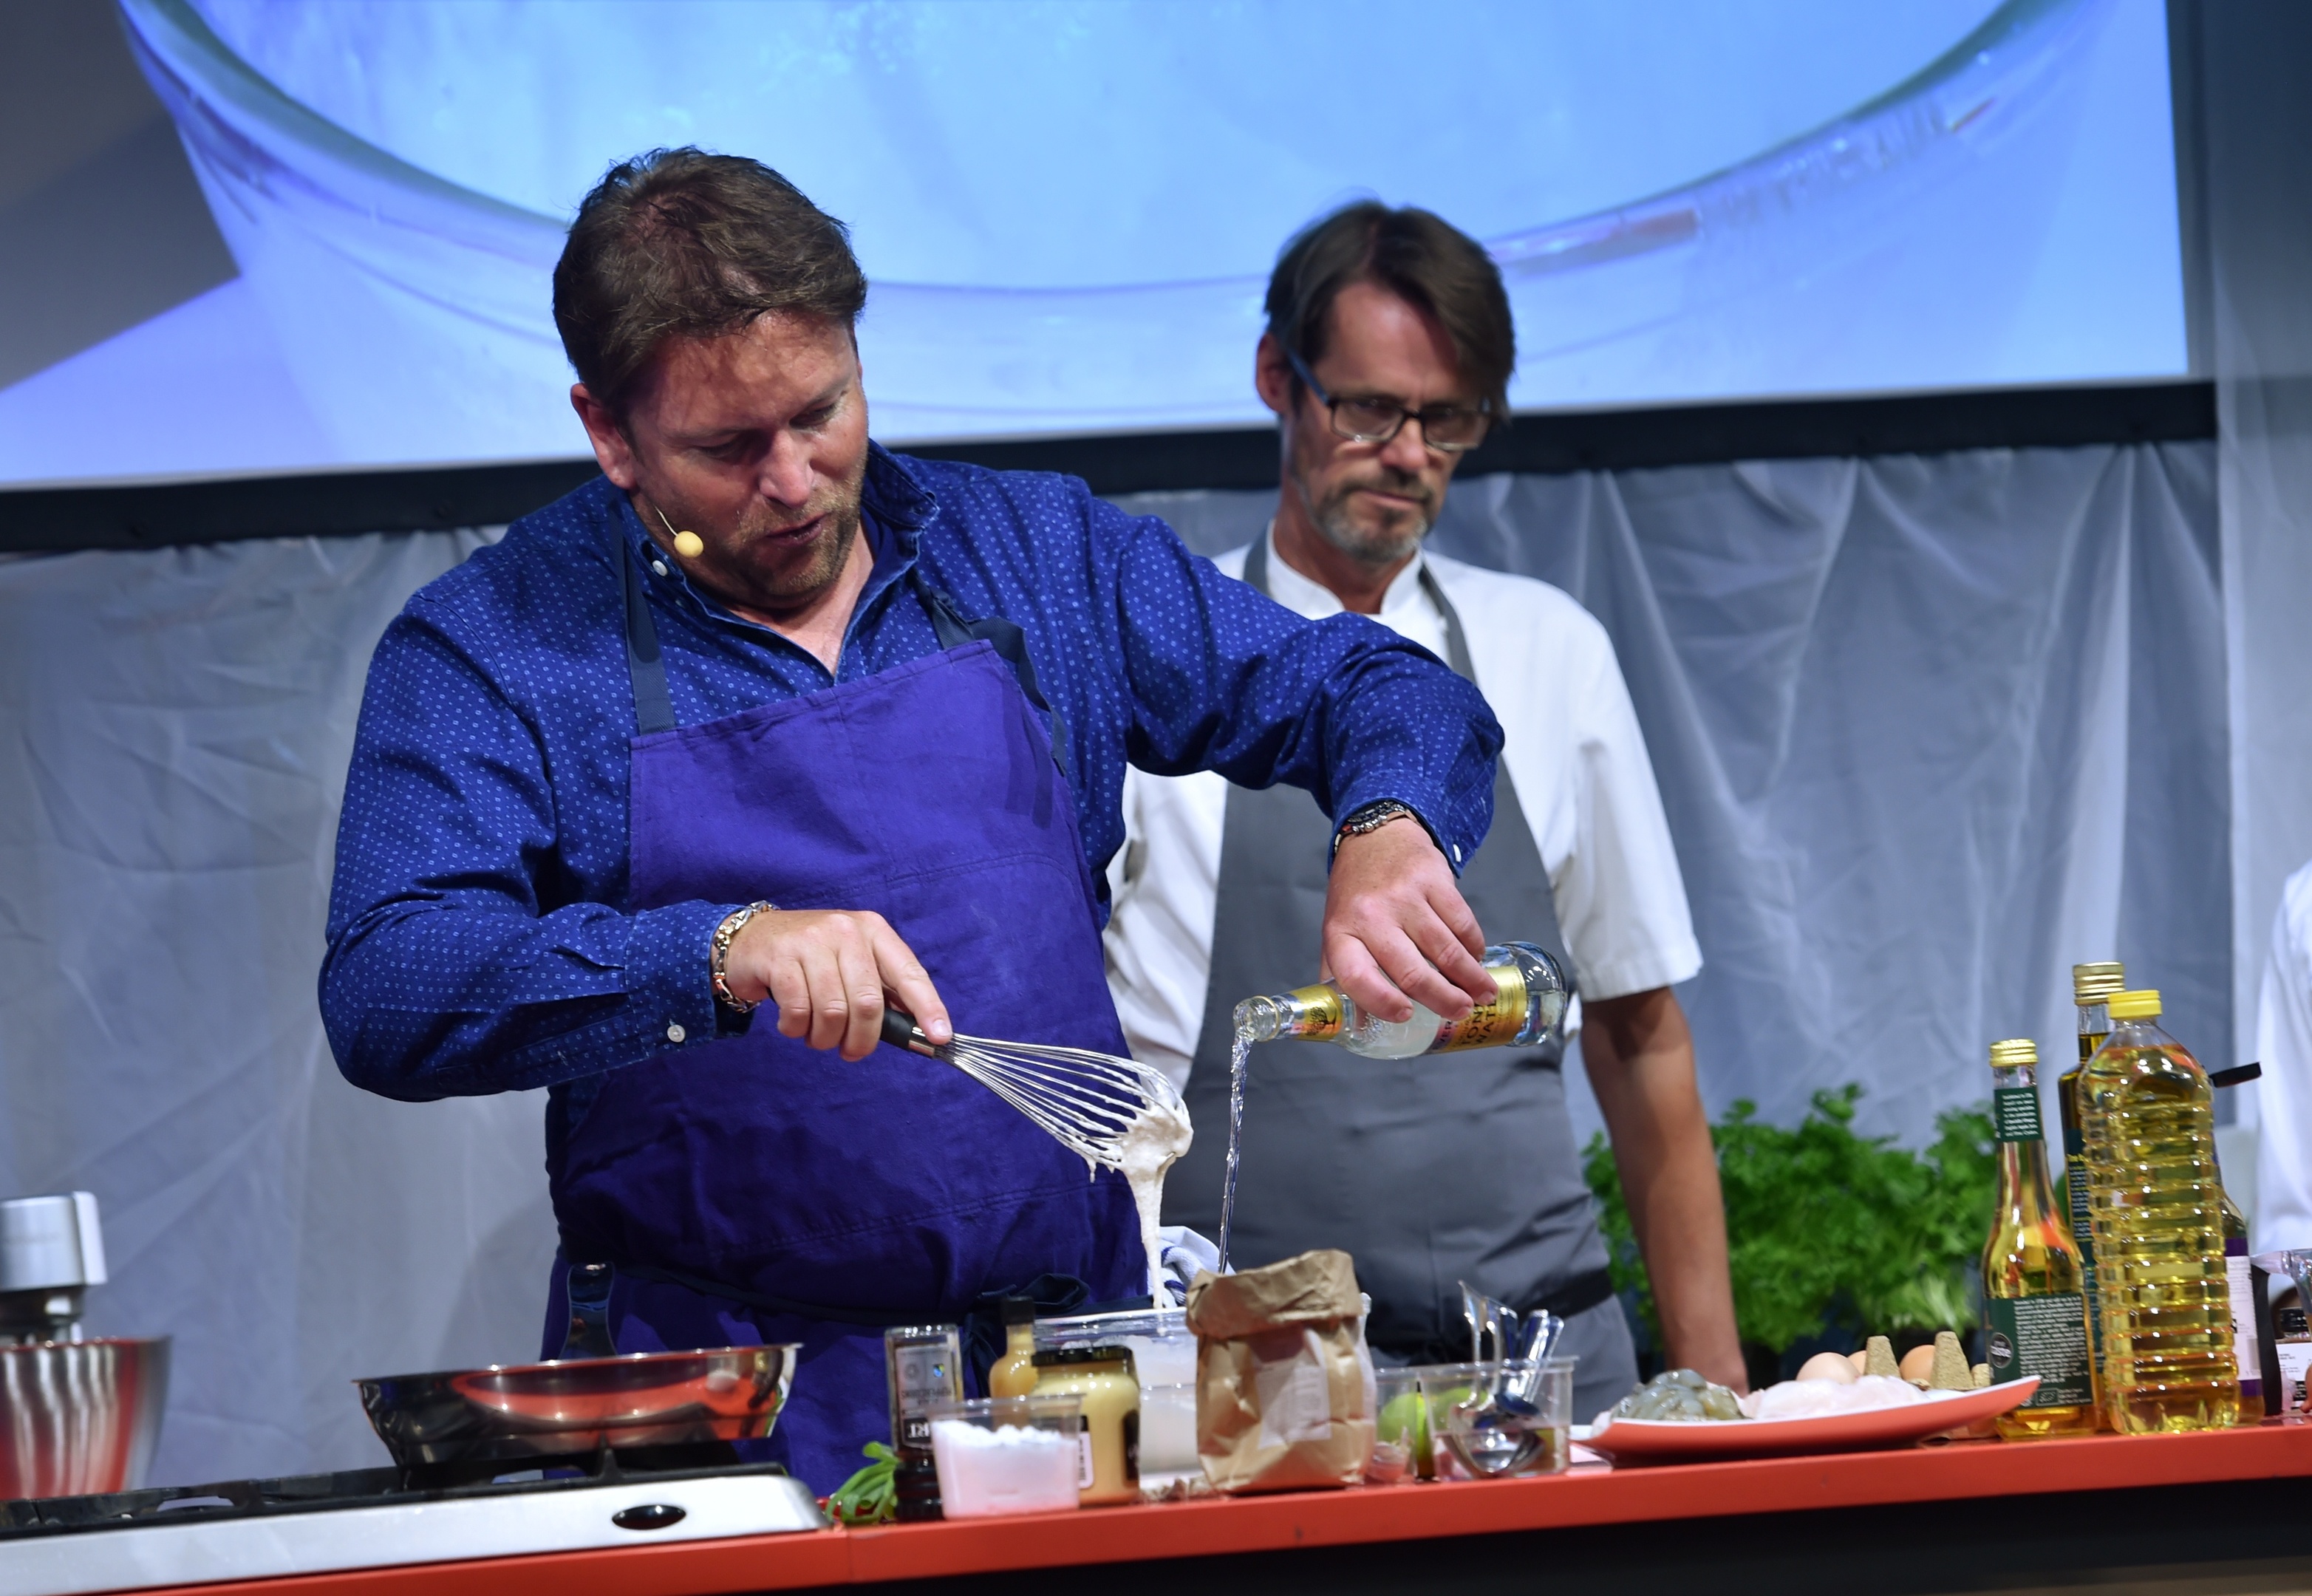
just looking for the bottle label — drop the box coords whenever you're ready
[2226,1241,2262,1403]
[1431,965,1530,1051]
[2060,1085,2106,1382]
[2066,1157,2105,1378]
[1991,1088,2045,1142]
[1982,1293,2093,1408]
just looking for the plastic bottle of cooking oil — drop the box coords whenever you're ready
[2209,1063,2265,1420]
[2059,961,2121,1422]
[1979,1040,2098,1437]
[1232,941,1566,1060]
[2079,990,2240,1432]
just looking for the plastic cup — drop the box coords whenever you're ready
[925,1395,1083,1518]
[1421,1357,1576,1479]
[1370,1368,1428,1482]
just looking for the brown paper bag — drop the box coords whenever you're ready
[1185,1249,1375,1493]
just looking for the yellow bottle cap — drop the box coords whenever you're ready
[2107,988,2162,1020]
[2073,962,2124,1003]
[1988,1038,2037,1068]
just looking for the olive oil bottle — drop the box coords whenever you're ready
[2059,961,2122,1422]
[2079,990,2240,1432]
[1980,1040,2098,1437]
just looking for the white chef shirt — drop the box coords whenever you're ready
[1104,525,1703,1089]
[2254,859,2312,1251]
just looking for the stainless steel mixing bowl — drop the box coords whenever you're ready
[356,1344,798,1468]
[0,1337,171,1499]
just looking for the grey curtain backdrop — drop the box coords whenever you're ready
[0,440,2222,1485]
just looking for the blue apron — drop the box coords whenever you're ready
[540,516,1143,1494]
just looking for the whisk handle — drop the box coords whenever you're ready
[880,1006,941,1057]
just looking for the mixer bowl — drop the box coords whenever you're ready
[0,1337,171,1499]
[356,1345,797,1468]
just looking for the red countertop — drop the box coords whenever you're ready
[135,1420,2312,1596]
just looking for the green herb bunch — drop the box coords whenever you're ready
[1583,1085,1995,1354]
[828,1442,898,1525]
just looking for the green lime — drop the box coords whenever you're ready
[1377,1391,1426,1446]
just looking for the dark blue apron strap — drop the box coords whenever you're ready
[913,576,1069,782]
[615,519,678,736]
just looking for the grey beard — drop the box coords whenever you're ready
[1308,483,1433,567]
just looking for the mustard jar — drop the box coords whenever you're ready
[1030,1345,1139,1504]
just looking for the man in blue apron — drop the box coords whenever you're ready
[1105,204,1745,1414]
[320,152,1510,1493]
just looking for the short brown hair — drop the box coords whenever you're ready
[553,149,868,415]
[1265,202,1514,423]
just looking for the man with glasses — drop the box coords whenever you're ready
[1105,203,1745,1408]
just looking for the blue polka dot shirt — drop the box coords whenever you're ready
[321,445,1501,1102]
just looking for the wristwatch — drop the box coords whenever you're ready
[710,901,777,1014]
[1332,799,1419,858]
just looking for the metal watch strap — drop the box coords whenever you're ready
[711,900,776,1014]
[1332,799,1418,858]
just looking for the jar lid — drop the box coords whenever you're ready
[1000,1296,1037,1326]
[1031,1344,1136,1371]
[2108,989,2162,1020]
[1988,1038,2037,1069]
[2073,962,2125,1003]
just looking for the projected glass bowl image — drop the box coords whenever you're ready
[119,0,2166,464]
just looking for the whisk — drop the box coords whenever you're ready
[879,1008,1187,1170]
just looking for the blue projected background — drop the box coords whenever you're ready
[0,0,2187,486]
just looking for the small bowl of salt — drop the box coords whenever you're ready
[926,1395,1085,1518]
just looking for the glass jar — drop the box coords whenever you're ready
[1034,1307,1197,1488]
[1031,1345,1139,1504]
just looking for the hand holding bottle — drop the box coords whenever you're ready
[1321,808,1495,1025]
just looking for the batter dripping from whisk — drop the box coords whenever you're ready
[1114,1102,1194,1302]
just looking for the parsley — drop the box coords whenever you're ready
[1583,1085,1995,1354]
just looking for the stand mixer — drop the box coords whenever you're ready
[0,1192,170,1498]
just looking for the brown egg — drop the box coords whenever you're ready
[1797,1351,1859,1383]
[1897,1343,1938,1385]
[1847,1348,1869,1374]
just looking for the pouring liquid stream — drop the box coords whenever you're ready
[1216,1025,1254,1275]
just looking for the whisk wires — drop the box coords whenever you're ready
[880,1010,1184,1168]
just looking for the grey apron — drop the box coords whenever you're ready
[1164,539,1637,1416]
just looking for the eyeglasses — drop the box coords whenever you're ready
[1286,347,1492,452]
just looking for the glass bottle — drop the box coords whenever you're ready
[884,1323,963,1521]
[2059,959,2122,1422]
[1979,1039,2098,1438]
[1232,941,1567,1060]
[988,1297,1040,1399]
[2079,990,2240,1433]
